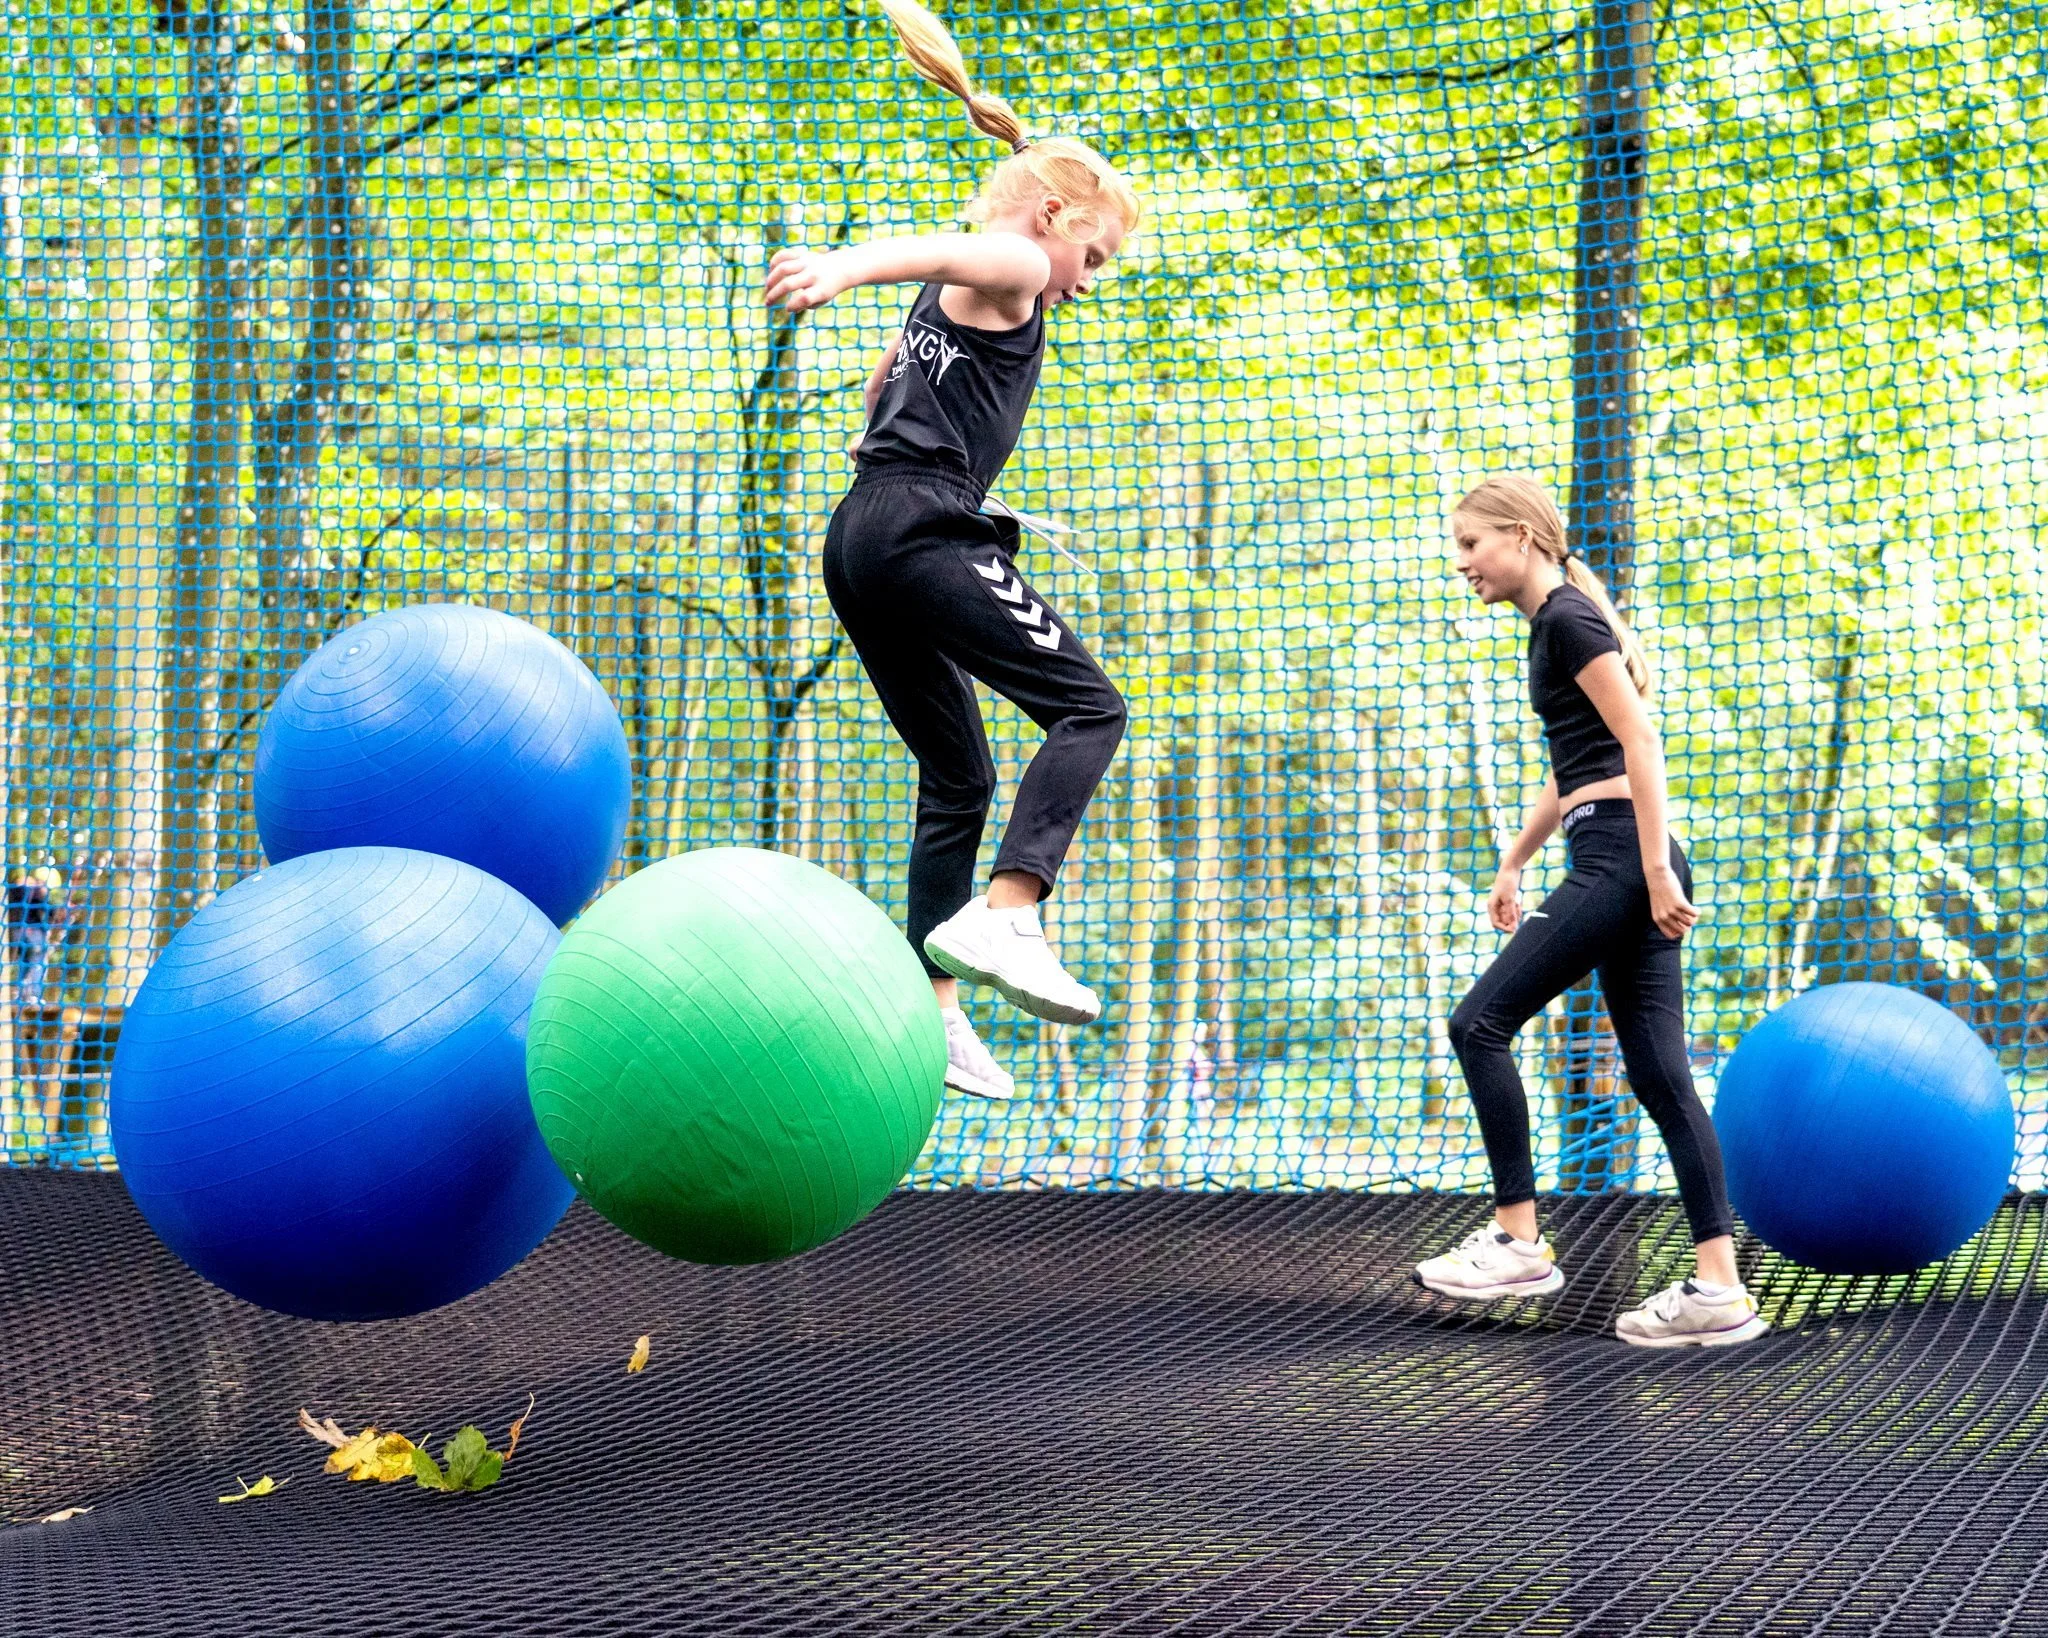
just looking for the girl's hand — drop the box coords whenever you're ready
[1488,866,1523,934]
[764,248,848,312]
[1647,864,1698,940]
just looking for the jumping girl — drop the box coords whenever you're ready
[1414,474,1769,1348]
[762,0,1140,1103]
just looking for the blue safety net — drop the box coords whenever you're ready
[3,0,2044,1190]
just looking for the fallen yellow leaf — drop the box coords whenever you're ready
[299,1409,418,1483]
[330,1430,419,1483]
[218,1475,285,1504]
[627,1335,651,1374]
[36,1506,92,1524]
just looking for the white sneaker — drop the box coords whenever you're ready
[940,1007,1017,1101]
[923,898,1102,1026]
[1414,1224,1567,1302]
[1617,1279,1770,1348]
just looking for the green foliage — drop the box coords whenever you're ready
[2,0,2044,1188]
[410,1427,506,1494]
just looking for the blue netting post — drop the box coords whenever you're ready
[1561,0,1651,1193]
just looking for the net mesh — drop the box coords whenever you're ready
[7,1171,2048,1633]
[2,1,2044,1189]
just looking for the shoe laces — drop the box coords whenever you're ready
[1643,1281,1692,1322]
[1449,1225,1505,1265]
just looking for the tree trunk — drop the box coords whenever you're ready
[1110,736,1166,1182]
[1560,0,1650,1192]
[250,0,364,703]
[96,131,163,406]
[737,198,857,846]
[741,202,802,843]
[97,476,170,1004]
[1418,710,1455,1120]
[1334,715,1383,1136]
[622,567,657,871]
[0,477,20,1132]
[1776,626,1861,1003]
[158,0,248,942]
[2,129,24,277]
[1163,460,1232,1119]
[656,449,712,858]
[547,438,593,653]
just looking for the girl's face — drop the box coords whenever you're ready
[1452,514,1532,605]
[1021,196,1126,310]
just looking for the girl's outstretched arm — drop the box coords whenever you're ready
[1489,778,1561,933]
[1576,652,1698,939]
[764,233,1051,322]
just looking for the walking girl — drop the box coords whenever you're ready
[762,0,1140,1102]
[1414,474,1768,1347]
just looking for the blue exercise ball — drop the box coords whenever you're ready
[255,603,631,926]
[110,848,574,1321]
[1716,982,2014,1276]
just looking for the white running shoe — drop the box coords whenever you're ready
[940,1007,1017,1102]
[923,898,1102,1027]
[1617,1279,1770,1348]
[1414,1224,1567,1302]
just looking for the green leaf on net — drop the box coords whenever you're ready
[437,1426,504,1492]
[409,1444,450,1491]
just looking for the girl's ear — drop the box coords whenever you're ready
[1036,194,1066,233]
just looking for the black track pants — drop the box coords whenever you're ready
[1447,801,1735,1244]
[823,467,1126,978]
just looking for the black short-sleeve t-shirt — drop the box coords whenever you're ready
[1528,583,1628,795]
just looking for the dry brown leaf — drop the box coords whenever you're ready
[36,1506,93,1524]
[627,1334,651,1374]
[297,1408,350,1450]
[503,1394,536,1464]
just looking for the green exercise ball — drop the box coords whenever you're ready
[526,847,946,1264]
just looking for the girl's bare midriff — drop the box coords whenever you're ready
[1556,773,1632,813]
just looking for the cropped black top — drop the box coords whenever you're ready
[1528,583,1629,796]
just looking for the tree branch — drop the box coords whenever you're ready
[249,0,654,182]
[1359,27,1577,86]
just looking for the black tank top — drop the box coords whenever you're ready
[856,282,1044,495]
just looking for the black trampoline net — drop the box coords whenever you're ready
[4,1171,2046,1637]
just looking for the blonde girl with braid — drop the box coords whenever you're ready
[764,0,1141,1102]
[1414,473,1768,1348]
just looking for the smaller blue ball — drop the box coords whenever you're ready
[255,603,631,925]
[110,848,574,1321]
[1716,983,2014,1275]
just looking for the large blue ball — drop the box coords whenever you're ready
[255,603,631,926]
[1716,983,2014,1275]
[109,848,574,1321]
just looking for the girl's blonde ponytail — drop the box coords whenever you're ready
[1454,473,1653,696]
[878,0,1029,153]
[877,0,1142,242]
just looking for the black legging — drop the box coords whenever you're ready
[823,466,1127,977]
[1448,800,1735,1244]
